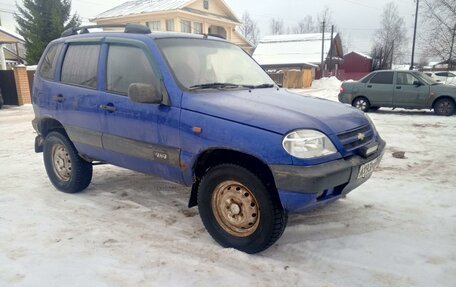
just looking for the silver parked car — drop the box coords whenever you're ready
[339,70,456,116]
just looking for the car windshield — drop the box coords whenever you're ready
[413,71,438,85]
[156,38,275,90]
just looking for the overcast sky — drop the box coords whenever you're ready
[0,0,423,61]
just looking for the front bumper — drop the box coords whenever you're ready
[271,138,386,212]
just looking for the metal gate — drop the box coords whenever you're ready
[0,70,19,105]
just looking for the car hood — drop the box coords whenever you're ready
[182,88,369,135]
[430,84,456,94]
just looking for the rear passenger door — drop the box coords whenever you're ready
[99,41,183,183]
[56,43,104,159]
[366,72,394,106]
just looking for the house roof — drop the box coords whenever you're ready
[93,0,239,23]
[252,33,340,67]
[344,51,372,60]
[94,0,191,19]
[0,26,25,43]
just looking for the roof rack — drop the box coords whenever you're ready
[61,23,151,38]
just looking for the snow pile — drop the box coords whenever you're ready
[310,76,342,91]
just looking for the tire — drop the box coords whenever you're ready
[352,97,371,112]
[434,98,455,116]
[43,131,93,193]
[197,164,287,254]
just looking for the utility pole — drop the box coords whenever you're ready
[321,20,325,77]
[449,24,456,71]
[390,40,395,69]
[329,25,334,75]
[410,0,419,70]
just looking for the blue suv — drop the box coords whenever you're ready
[32,24,385,253]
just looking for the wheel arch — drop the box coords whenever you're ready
[188,148,279,208]
[36,117,68,138]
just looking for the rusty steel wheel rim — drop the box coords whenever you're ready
[211,180,260,237]
[51,143,72,182]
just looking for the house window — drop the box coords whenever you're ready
[204,0,209,9]
[147,21,161,31]
[193,22,202,34]
[181,20,191,33]
[166,19,174,31]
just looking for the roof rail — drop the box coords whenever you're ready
[61,23,151,37]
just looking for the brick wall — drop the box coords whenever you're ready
[13,65,31,105]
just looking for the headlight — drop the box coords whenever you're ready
[282,130,337,159]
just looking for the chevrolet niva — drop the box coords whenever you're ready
[32,24,385,253]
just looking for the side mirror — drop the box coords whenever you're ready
[128,83,162,104]
[413,80,423,87]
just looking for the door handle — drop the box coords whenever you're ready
[367,85,372,88]
[396,86,402,89]
[99,104,116,112]
[52,94,64,103]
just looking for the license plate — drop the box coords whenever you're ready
[357,158,379,179]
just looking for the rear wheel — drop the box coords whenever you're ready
[434,98,455,116]
[43,131,93,193]
[352,97,371,112]
[197,164,287,254]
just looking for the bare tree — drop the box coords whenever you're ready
[420,0,456,64]
[293,15,317,34]
[317,7,334,32]
[239,11,260,45]
[370,2,408,70]
[270,18,284,35]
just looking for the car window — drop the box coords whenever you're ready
[396,72,418,85]
[435,72,448,77]
[39,43,63,80]
[447,72,455,77]
[360,72,375,83]
[61,44,100,89]
[370,72,393,84]
[106,45,158,95]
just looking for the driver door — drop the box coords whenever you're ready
[99,41,183,183]
[394,72,429,108]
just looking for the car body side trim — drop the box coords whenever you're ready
[64,125,180,167]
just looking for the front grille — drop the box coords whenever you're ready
[337,124,374,152]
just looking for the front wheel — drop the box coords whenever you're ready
[43,131,93,193]
[197,164,287,254]
[434,98,455,116]
[352,97,371,112]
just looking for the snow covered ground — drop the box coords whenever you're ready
[1,79,455,286]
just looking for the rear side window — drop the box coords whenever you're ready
[370,72,393,84]
[39,44,63,80]
[61,44,100,89]
[106,45,157,95]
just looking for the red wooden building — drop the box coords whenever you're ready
[338,51,373,81]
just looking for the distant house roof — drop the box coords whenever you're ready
[344,51,372,60]
[0,26,25,43]
[253,33,342,68]
[93,0,240,23]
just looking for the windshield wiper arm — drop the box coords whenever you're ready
[241,83,275,89]
[189,82,240,90]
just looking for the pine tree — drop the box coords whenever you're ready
[15,0,80,64]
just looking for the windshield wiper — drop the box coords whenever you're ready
[241,83,275,89]
[189,82,240,90]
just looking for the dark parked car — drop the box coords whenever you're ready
[32,24,385,253]
[339,70,456,116]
